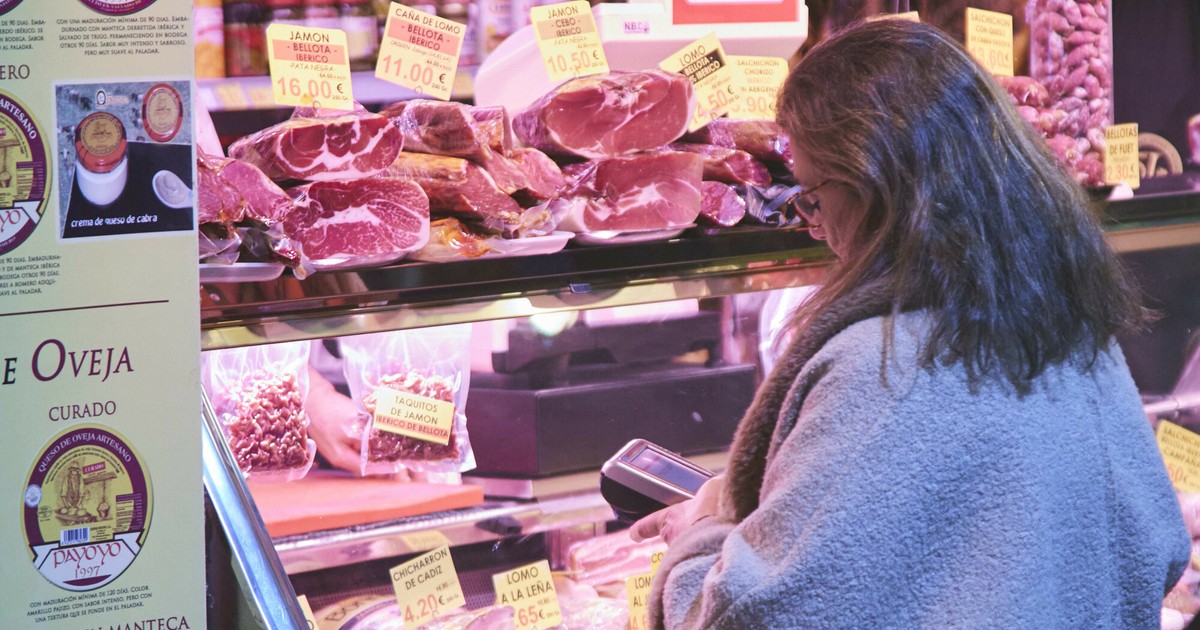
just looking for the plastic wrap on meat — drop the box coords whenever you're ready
[470,105,514,156]
[383,152,554,236]
[669,142,771,186]
[683,119,794,173]
[228,111,402,182]
[550,150,703,233]
[198,152,249,224]
[284,178,430,263]
[381,99,498,162]
[567,531,667,587]
[223,370,312,473]
[699,181,747,227]
[514,70,696,159]
[358,371,463,464]
[198,153,295,224]
[290,101,370,119]
[738,183,804,227]
[417,218,502,259]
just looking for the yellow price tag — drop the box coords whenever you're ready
[531,0,609,82]
[266,23,356,110]
[726,55,788,121]
[1157,420,1200,493]
[650,550,663,574]
[1104,123,1140,189]
[492,560,562,630]
[867,11,920,22]
[245,86,276,109]
[391,546,467,628]
[297,594,317,629]
[401,530,454,553]
[964,7,1013,77]
[659,32,738,132]
[376,4,465,101]
[372,387,456,445]
[626,572,654,630]
[213,83,249,110]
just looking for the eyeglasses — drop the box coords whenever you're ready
[786,179,834,223]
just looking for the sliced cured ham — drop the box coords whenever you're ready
[668,142,771,186]
[283,178,429,262]
[228,111,402,182]
[551,150,704,232]
[699,181,747,227]
[514,70,695,159]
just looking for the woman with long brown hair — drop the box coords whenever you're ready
[634,19,1188,628]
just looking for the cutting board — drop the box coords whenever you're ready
[248,471,485,538]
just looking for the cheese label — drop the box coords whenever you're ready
[964,8,1013,77]
[1104,123,1140,189]
[372,387,456,445]
[726,55,788,121]
[376,3,465,101]
[531,0,609,82]
[267,24,355,110]
[626,572,654,630]
[1157,421,1200,493]
[659,32,738,132]
[297,594,317,629]
[867,11,920,22]
[391,546,467,629]
[492,560,563,630]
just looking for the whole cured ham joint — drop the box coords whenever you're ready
[514,70,696,159]
[553,150,704,233]
[228,111,402,182]
[284,178,430,261]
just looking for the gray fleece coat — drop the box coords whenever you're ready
[650,301,1190,628]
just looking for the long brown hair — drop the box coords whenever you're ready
[776,19,1148,391]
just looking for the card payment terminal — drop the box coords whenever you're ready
[600,439,715,524]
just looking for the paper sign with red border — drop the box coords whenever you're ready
[531,0,609,82]
[266,23,355,110]
[376,3,465,101]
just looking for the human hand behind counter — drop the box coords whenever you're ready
[630,475,724,545]
[305,365,367,475]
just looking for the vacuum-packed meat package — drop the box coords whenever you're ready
[514,70,696,159]
[228,111,402,182]
[480,147,566,203]
[550,150,704,233]
[381,99,503,162]
[202,342,316,482]
[284,177,430,269]
[340,325,475,475]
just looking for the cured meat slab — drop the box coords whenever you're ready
[284,178,429,262]
[514,70,695,159]
[699,181,747,227]
[383,151,521,222]
[683,119,793,172]
[482,147,565,201]
[382,99,500,162]
[228,112,402,182]
[668,142,771,186]
[198,153,294,224]
[552,150,704,232]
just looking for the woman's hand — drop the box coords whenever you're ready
[630,475,724,545]
[305,366,367,474]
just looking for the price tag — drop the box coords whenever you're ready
[659,32,738,132]
[376,4,465,101]
[297,594,318,629]
[964,7,1013,77]
[492,560,562,630]
[531,0,609,82]
[213,83,249,110]
[650,550,663,574]
[245,86,276,109]
[401,530,453,553]
[1157,421,1200,493]
[372,388,456,445]
[1104,123,1140,189]
[726,55,788,121]
[867,11,919,22]
[266,23,355,110]
[391,546,467,628]
[625,572,654,630]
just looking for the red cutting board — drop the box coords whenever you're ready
[248,471,485,538]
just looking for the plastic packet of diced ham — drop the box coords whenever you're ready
[202,342,317,482]
[199,223,242,264]
[340,324,476,475]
